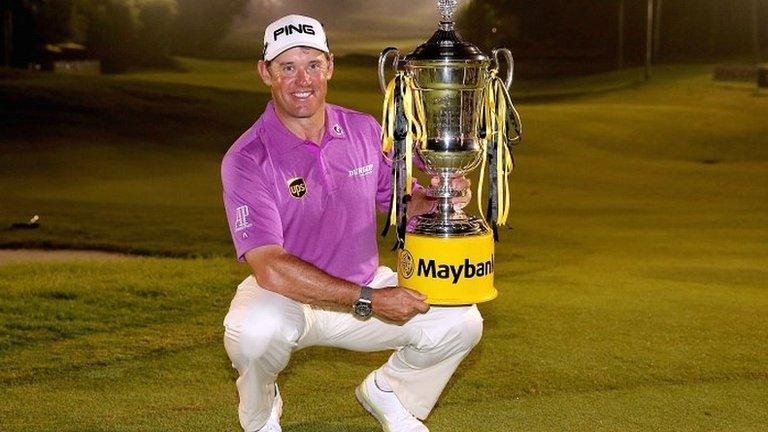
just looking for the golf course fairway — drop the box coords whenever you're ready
[1,61,766,431]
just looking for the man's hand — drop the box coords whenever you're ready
[430,175,472,210]
[371,287,430,323]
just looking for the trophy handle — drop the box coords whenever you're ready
[378,47,401,94]
[501,85,523,144]
[491,48,514,90]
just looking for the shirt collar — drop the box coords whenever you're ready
[260,101,346,154]
[324,104,346,141]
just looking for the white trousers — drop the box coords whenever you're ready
[223,266,483,432]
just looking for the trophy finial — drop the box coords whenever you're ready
[437,0,459,23]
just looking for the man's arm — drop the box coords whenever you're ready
[245,245,430,323]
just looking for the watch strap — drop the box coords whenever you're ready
[359,285,373,302]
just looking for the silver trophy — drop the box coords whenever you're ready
[379,0,521,304]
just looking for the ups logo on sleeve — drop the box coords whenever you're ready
[287,177,307,199]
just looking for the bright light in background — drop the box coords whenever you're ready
[226,0,445,54]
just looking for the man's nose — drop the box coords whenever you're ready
[296,67,311,85]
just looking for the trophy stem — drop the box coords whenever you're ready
[411,169,487,237]
[437,171,457,218]
[428,171,467,220]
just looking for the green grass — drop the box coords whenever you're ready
[1,60,767,430]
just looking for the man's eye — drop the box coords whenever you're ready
[282,65,295,73]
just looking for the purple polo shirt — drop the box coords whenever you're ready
[221,101,394,286]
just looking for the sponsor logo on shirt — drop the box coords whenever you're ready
[348,163,374,177]
[234,205,252,232]
[287,177,307,198]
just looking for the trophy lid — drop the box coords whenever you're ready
[405,0,487,62]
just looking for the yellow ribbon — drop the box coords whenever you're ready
[381,74,399,226]
[381,73,427,227]
[381,76,397,155]
[477,72,515,226]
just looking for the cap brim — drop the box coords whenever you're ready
[265,42,329,61]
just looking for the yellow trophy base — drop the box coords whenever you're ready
[397,232,497,305]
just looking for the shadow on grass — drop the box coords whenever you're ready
[285,423,372,432]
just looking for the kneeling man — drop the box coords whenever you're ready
[221,14,483,432]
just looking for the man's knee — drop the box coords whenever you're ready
[224,306,302,364]
[452,306,483,351]
[427,306,484,354]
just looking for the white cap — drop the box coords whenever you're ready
[263,14,329,61]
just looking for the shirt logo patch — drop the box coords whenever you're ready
[287,177,307,199]
[234,205,252,232]
[348,163,374,177]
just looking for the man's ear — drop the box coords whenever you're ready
[326,53,334,80]
[257,60,273,86]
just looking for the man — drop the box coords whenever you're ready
[221,14,483,432]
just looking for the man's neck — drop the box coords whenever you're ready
[274,104,326,145]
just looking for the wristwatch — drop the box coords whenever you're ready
[353,286,373,319]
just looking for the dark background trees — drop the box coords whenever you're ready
[173,0,247,56]
[1,0,766,74]
[1,0,247,72]
[457,0,767,76]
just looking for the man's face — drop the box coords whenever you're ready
[258,47,334,121]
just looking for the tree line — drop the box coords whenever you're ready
[3,0,248,72]
[457,0,766,65]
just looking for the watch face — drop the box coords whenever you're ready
[354,301,372,318]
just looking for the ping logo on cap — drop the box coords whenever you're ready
[287,177,307,199]
[274,24,316,41]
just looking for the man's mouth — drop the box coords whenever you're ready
[292,90,313,99]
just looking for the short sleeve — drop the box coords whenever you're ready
[221,151,284,261]
[376,143,394,212]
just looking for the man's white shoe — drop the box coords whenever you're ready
[256,384,283,432]
[355,372,429,432]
